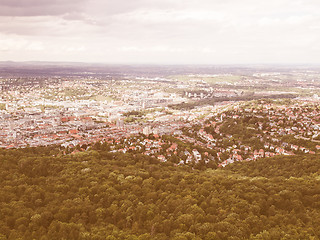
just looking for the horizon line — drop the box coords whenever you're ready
[1,60,320,67]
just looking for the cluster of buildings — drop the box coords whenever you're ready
[1,74,320,168]
[80,132,216,166]
[0,77,190,148]
[186,100,320,167]
[92,99,320,167]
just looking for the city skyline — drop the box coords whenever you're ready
[0,0,320,64]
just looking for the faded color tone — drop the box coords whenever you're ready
[0,0,319,64]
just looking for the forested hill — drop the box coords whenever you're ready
[0,146,319,240]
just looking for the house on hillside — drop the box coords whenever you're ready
[192,149,201,163]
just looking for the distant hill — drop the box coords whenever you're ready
[1,61,319,78]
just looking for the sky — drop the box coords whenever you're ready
[0,0,319,64]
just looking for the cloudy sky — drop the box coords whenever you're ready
[0,0,319,64]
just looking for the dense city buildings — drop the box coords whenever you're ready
[1,67,320,167]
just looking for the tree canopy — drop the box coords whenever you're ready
[0,146,319,239]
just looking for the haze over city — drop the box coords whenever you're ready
[1,0,320,64]
[2,1,320,239]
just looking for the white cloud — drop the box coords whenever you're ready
[0,0,319,64]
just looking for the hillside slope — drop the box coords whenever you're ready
[0,147,319,239]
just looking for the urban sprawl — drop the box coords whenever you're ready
[1,70,320,167]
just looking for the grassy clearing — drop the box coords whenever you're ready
[92,95,113,102]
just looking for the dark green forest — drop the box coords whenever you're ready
[0,146,319,239]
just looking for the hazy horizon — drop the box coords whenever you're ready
[1,0,320,65]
